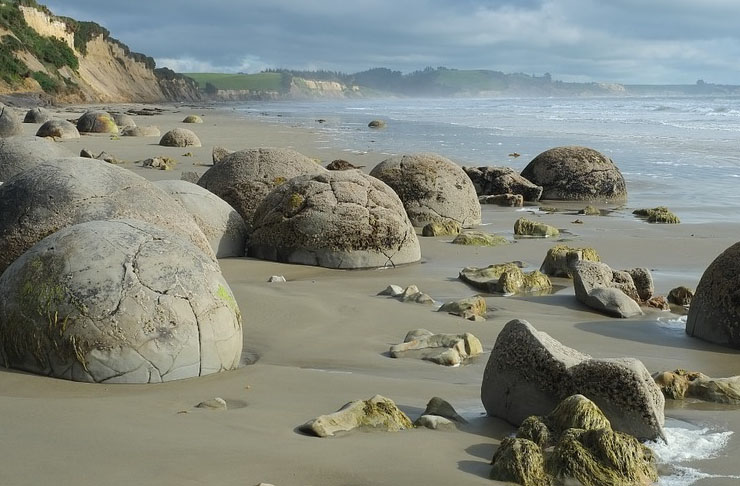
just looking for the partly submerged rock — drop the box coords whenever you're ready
[633,206,680,224]
[459,263,551,295]
[452,230,508,247]
[540,244,601,278]
[326,159,364,171]
[416,397,468,425]
[463,166,543,202]
[36,119,80,140]
[299,395,412,437]
[368,120,386,128]
[514,217,559,237]
[478,193,524,207]
[579,205,601,215]
[76,110,118,134]
[141,156,176,170]
[121,125,160,137]
[415,415,455,430]
[23,107,52,124]
[196,397,228,410]
[183,115,203,123]
[378,284,404,297]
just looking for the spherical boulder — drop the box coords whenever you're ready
[686,242,740,348]
[197,147,326,229]
[0,158,215,273]
[369,153,481,228]
[36,119,80,140]
[183,115,203,123]
[76,110,119,134]
[23,107,52,124]
[0,219,242,383]
[0,105,23,137]
[159,128,201,147]
[121,125,160,137]
[112,113,136,129]
[248,170,421,269]
[520,146,627,201]
[154,180,248,258]
[0,136,73,181]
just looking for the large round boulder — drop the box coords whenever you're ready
[0,105,23,137]
[0,136,73,181]
[154,180,248,258]
[159,128,201,147]
[248,170,421,269]
[23,107,52,124]
[0,158,215,273]
[0,219,242,383]
[112,113,136,130]
[686,242,740,348]
[122,125,160,137]
[520,146,627,201]
[197,147,326,230]
[76,110,119,134]
[36,119,80,140]
[369,153,481,228]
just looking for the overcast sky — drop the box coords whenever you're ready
[42,0,740,84]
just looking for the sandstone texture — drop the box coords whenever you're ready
[0,136,72,181]
[159,128,201,147]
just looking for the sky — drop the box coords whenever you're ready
[41,0,740,85]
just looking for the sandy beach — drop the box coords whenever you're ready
[1,103,739,486]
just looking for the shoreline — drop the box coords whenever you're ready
[1,103,739,485]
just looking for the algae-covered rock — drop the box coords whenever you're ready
[452,230,508,247]
[183,115,203,123]
[421,220,461,237]
[299,395,412,437]
[667,286,694,306]
[633,206,680,224]
[459,263,550,295]
[514,217,559,237]
[546,394,611,435]
[653,369,740,404]
[516,416,551,449]
[490,437,549,486]
[579,205,601,215]
[540,244,601,278]
[438,295,486,319]
[478,193,524,207]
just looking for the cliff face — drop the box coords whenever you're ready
[0,3,200,103]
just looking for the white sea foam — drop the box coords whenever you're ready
[656,315,687,332]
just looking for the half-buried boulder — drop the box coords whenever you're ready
[369,153,481,228]
[197,147,327,230]
[520,146,627,201]
[300,395,412,437]
[481,319,665,440]
[76,110,118,134]
[154,180,248,258]
[248,170,420,269]
[0,158,215,273]
[0,136,73,181]
[112,113,136,130]
[571,261,643,318]
[463,166,543,202]
[686,242,740,348]
[159,128,201,147]
[0,105,22,137]
[23,107,52,124]
[0,219,242,383]
[36,119,80,140]
[121,126,160,137]
[183,115,203,123]
[460,263,551,295]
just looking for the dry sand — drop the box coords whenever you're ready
[1,103,739,485]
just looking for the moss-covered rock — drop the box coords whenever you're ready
[517,416,551,449]
[540,244,601,278]
[490,437,550,486]
[459,263,551,295]
[514,217,559,237]
[633,206,680,224]
[299,395,412,437]
[667,286,694,306]
[653,369,740,404]
[438,295,486,319]
[452,230,508,247]
[579,205,601,215]
[421,220,461,237]
[546,394,611,435]
[182,115,203,123]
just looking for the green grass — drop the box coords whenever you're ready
[185,72,284,92]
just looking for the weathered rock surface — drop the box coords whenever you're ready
[686,242,740,348]
[0,158,215,273]
[579,205,601,215]
[183,115,203,123]
[23,107,52,124]
[389,329,482,366]
[626,267,654,301]
[460,263,551,295]
[463,166,543,202]
[415,415,455,430]
[490,437,547,486]
[212,146,233,165]
[155,180,248,258]
[514,217,559,237]
[0,219,242,383]
[198,147,326,229]
[421,220,461,237]
[326,159,363,171]
[417,397,468,424]
[112,113,136,129]
[540,244,601,278]
[159,128,201,147]
[478,193,524,207]
[121,125,160,137]
[633,206,680,224]
[36,119,80,140]
[667,286,694,306]
[76,110,118,134]
[452,230,508,247]
[299,395,412,437]
[0,136,72,181]
[378,284,404,297]
[572,261,643,318]
[369,153,481,228]
[481,319,665,440]
[248,170,420,269]
[141,156,176,170]
[180,171,200,184]
[654,369,740,404]
[0,105,23,137]
[520,146,627,201]
[438,295,486,319]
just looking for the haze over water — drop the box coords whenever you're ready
[238,95,740,224]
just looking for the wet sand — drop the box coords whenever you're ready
[1,103,739,485]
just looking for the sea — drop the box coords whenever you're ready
[235,95,740,224]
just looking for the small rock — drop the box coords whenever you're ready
[417,396,468,424]
[326,159,364,171]
[377,284,404,297]
[183,115,203,123]
[633,206,680,224]
[368,120,386,128]
[141,156,177,170]
[452,231,508,247]
[578,205,601,215]
[267,275,287,283]
[667,286,694,306]
[180,171,200,184]
[80,148,94,158]
[390,329,482,366]
[399,285,420,299]
[540,244,600,278]
[196,397,228,410]
[299,395,412,437]
[404,292,435,305]
[514,217,559,237]
[415,415,455,430]
[654,369,740,404]
[572,261,643,318]
[644,295,670,310]
[626,267,654,301]
[478,193,524,207]
[438,295,486,319]
[212,146,233,164]
[421,220,461,237]
[459,264,551,295]
[572,219,584,224]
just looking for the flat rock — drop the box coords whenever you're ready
[389,329,482,366]
[299,395,412,437]
[196,397,228,410]
[378,284,404,297]
[121,125,160,137]
[459,263,551,295]
[478,193,524,207]
[415,415,455,430]
[633,206,680,223]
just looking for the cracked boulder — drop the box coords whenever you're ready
[481,319,665,440]
[369,153,481,228]
[463,166,543,202]
[0,158,214,274]
[36,119,80,140]
[520,146,627,201]
[154,180,248,258]
[0,219,242,383]
[248,170,420,269]
[159,128,201,147]
[76,110,118,134]
[0,136,73,181]
[198,147,326,231]
[687,242,740,349]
